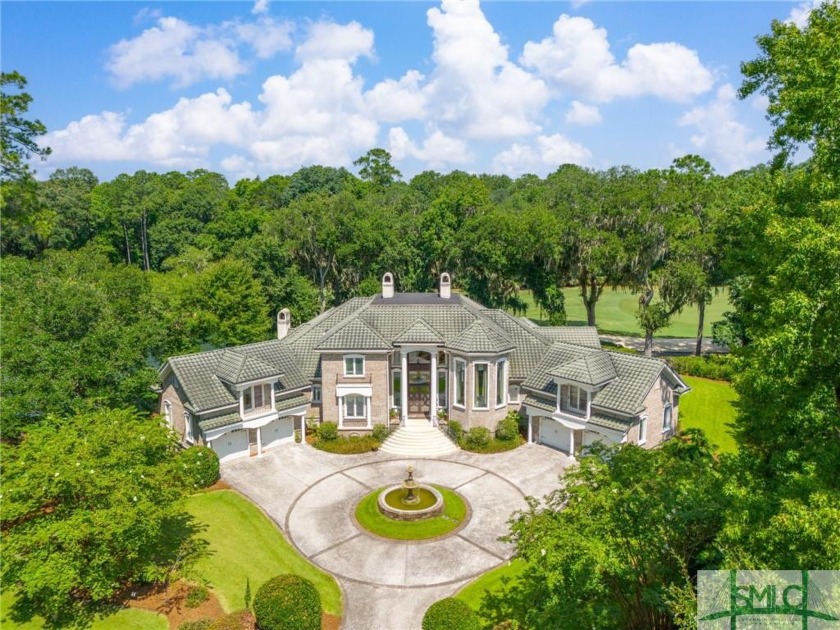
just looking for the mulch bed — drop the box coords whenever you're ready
[126,581,227,628]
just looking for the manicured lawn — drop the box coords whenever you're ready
[184,490,342,616]
[456,559,527,622]
[511,287,730,338]
[679,376,738,454]
[354,485,468,540]
[0,591,166,630]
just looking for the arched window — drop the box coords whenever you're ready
[345,394,366,418]
[163,400,173,428]
[184,412,194,444]
[663,404,673,433]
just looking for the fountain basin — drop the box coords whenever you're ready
[378,484,444,521]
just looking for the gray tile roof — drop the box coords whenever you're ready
[216,350,279,385]
[316,317,391,350]
[393,318,443,345]
[589,413,634,432]
[276,394,310,414]
[448,319,515,354]
[591,353,665,415]
[540,326,601,349]
[523,393,555,414]
[550,353,617,386]
[199,411,240,432]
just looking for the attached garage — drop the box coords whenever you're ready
[261,416,295,451]
[210,429,249,463]
[539,417,571,452]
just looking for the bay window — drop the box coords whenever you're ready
[474,363,488,409]
[454,359,466,408]
[496,359,507,407]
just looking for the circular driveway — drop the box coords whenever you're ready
[222,444,571,629]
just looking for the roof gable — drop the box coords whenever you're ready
[316,317,391,350]
[448,319,515,354]
[550,353,617,386]
[216,350,279,385]
[393,318,443,345]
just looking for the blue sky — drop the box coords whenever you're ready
[1,1,813,183]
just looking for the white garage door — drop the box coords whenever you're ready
[262,416,295,451]
[211,429,248,463]
[539,418,570,452]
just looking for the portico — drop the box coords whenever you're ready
[396,347,446,425]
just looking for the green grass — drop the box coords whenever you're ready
[184,490,342,616]
[354,485,468,540]
[0,590,167,630]
[679,375,738,454]
[511,287,730,338]
[456,558,528,624]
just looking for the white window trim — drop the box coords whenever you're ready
[437,368,447,408]
[473,362,490,410]
[344,354,365,377]
[312,385,322,404]
[662,403,673,434]
[557,383,589,417]
[638,415,648,445]
[453,358,467,409]
[495,359,507,409]
[344,394,366,419]
[184,411,194,444]
[242,382,274,416]
[391,368,402,408]
[163,400,173,428]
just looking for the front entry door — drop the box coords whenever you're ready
[407,368,431,417]
[248,428,258,457]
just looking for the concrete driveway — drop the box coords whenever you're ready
[222,443,571,630]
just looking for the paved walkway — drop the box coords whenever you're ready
[600,334,728,355]
[222,443,571,630]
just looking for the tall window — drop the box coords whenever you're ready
[184,412,194,444]
[496,359,507,407]
[243,383,272,414]
[345,394,366,418]
[163,400,173,428]
[454,359,466,407]
[663,404,673,433]
[638,416,647,444]
[391,370,402,407]
[559,384,588,416]
[437,369,447,408]
[344,355,365,376]
[474,363,488,409]
[312,385,321,404]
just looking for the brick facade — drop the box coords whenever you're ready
[320,352,390,432]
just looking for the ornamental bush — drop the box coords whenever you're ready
[372,423,389,441]
[464,426,492,449]
[317,421,338,441]
[448,420,464,440]
[177,445,220,489]
[422,598,480,630]
[253,575,321,630]
[495,415,520,442]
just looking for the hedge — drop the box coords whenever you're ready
[668,354,735,382]
[253,574,321,630]
[422,598,481,630]
[177,445,220,489]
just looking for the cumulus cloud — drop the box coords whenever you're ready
[365,71,427,123]
[788,0,825,27]
[235,17,293,59]
[521,14,713,102]
[678,83,767,173]
[388,127,472,169]
[295,20,374,63]
[492,133,591,176]
[252,0,270,16]
[565,101,602,125]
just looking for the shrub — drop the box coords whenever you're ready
[495,415,519,442]
[253,574,321,630]
[211,611,254,630]
[493,621,521,630]
[317,421,338,441]
[179,621,212,630]
[422,598,480,630]
[668,354,735,382]
[464,426,492,449]
[372,423,389,442]
[448,420,464,440]
[185,584,210,608]
[314,435,379,454]
[177,445,220,489]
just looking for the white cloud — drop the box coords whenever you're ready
[251,0,269,16]
[492,133,591,176]
[388,127,472,169]
[107,17,246,88]
[565,101,602,125]
[521,14,713,102]
[295,20,374,63]
[235,17,293,59]
[751,94,769,112]
[788,0,825,27]
[422,0,549,140]
[365,71,427,123]
[678,83,767,173]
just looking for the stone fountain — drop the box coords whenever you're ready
[378,464,444,521]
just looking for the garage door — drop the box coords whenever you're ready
[262,416,295,451]
[211,429,248,463]
[539,418,570,452]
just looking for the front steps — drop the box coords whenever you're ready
[379,422,459,458]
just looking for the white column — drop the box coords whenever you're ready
[298,414,305,445]
[270,383,276,411]
[257,426,263,456]
[366,396,372,428]
[429,350,437,424]
[338,396,344,428]
[400,350,408,423]
[527,415,533,443]
[569,428,575,457]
